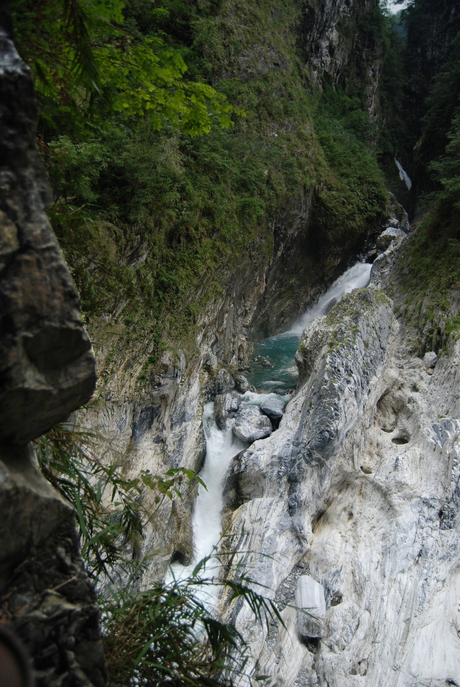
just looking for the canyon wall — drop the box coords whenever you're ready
[0,24,106,686]
[79,0,389,582]
[221,228,460,686]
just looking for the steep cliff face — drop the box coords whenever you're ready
[299,0,384,117]
[219,227,460,686]
[0,25,106,686]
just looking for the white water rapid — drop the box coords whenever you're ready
[166,403,247,599]
[167,262,372,605]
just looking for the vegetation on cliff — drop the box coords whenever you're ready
[12,0,390,365]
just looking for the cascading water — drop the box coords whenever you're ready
[167,262,372,604]
[166,403,247,599]
[394,157,412,190]
[248,262,372,391]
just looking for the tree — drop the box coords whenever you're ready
[12,0,238,137]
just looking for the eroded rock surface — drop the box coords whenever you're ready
[0,26,105,686]
[233,405,273,443]
[0,28,95,444]
[221,277,460,686]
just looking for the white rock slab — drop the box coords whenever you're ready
[296,575,326,639]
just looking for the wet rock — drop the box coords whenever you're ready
[232,406,273,443]
[260,398,286,421]
[234,374,251,393]
[214,393,240,430]
[273,388,293,396]
[253,355,273,368]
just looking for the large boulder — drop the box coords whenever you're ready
[260,397,286,421]
[232,405,273,443]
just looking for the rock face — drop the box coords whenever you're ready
[220,268,460,686]
[0,28,95,444]
[0,25,105,686]
[299,0,384,119]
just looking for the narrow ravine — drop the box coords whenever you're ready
[168,262,372,603]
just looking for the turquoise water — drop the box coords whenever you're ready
[247,262,373,393]
[248,332,300,392]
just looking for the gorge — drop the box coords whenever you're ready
[1,0,460,685]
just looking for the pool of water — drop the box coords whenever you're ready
[248,331,300,392]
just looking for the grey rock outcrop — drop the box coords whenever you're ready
[260,397,286,421]
[232,405,273,443]
[220,269,460,686]
[0,28,95,444]
[0,25,105,686]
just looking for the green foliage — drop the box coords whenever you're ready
[34,423,203,579]
[312,116,388,239]
[12,0,238,137]
[417,30,460,178]
[35,423,282,685]
[103,559,279,686]
[429,111,460,217]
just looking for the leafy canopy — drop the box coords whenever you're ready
[12,0,239,136]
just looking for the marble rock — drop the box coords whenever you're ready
[215,392,240,430]
[260,397,286,421]
[296,575,326,640]
[232,405,273,443]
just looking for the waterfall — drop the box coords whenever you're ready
[250,262,372,391]
[166,403,247,599]
[290,262,372,334]
[394,157,412,190]
[167,262,372,602]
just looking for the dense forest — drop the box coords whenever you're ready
[7,0,460,683]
